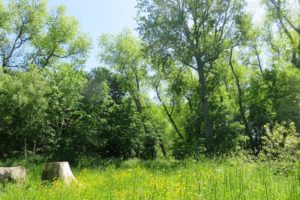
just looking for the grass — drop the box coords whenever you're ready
[0,158,299,200]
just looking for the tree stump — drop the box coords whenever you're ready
[0,166,26,187]
[41,162,77,185]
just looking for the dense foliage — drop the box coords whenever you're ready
[0,0,299,162]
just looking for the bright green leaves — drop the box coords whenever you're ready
[45,64,87,110]
[99,30,147,89]
[0,0,10,30]
[0,0,47,68]
[0,0,91,70]
[0,67,50,157]
[0,67,50,119]
[97,31,167,159]
[137,0,250,154]
[0,0,299,160]
[43,64,87,160]
[8,0,47,36]
[32,6,90,67]
[98,30,150,113]
[264,0,300,68]
[262,121,299,160]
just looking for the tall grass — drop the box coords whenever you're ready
[0,159,299,199]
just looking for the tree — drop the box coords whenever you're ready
[81,67,142,159]
[137,0,247,153]
[44,64,87,161]
[0,67,50,158]
[0,0,91,160]
[0,0,90,71]
[98,30,166,159]
[264,0,300,68]
[262,0,300,131]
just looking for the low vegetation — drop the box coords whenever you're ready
[0,159,299,200]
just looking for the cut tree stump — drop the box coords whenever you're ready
[41,162,77,185]
[0,166,26,187]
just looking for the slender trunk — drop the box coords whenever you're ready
[185,95,193,110]
[254,45,264,76]
[24,137,27,159]
[155,85,184,140]
[159,141,167,158]
[33,141,36,156]
[276,9,298,68]
[132,93,149,135]
[229,46,256,154]
[130,70,166,158]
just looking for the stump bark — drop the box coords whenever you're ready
[41,162,76,185]
[0,166,26,187]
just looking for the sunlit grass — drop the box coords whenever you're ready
[0,159,299,200]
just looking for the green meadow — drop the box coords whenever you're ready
[1,159,299,200]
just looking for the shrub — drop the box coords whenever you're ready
[261,121,300,161]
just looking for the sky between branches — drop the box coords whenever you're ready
[48,0,265,71]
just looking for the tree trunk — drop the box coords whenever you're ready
[24,137,27,159]
[196,61,213,154]
[41,162,76,185]
[159,141,167,158]
[33,141,36,156]
[155,83,184,140]
[229,46,256,154]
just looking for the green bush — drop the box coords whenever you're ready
[261,121,300,161]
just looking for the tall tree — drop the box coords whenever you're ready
[137,0,246,153]
[0,0,91,159]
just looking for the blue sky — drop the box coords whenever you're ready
[48,0,264,71]
[48,0,138,70]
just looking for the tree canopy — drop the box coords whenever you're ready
[0,0,299,162]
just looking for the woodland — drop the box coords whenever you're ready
[0,0,300,199]
[0,0,299,166]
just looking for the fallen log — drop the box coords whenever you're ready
[0,166,26,187]
[41,162,77,185]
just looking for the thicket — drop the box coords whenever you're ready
[0,0,299,162]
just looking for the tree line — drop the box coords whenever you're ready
[0,0,299,162]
